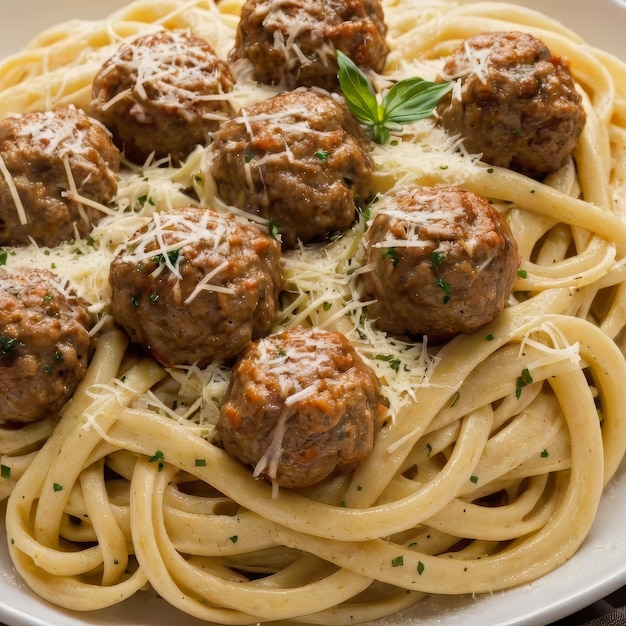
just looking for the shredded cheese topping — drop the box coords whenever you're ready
[3,2,626,624]
[256,0,337,70]
[98,30,230,109]
[0,155,27,226]
[119,208,234,280]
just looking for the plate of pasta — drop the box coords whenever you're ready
[1,0,626,625]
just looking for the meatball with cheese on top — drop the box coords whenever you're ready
[109,206,283,368]
[0,104,120,247]
[230,0,389,90]
[0,267,93,425]
[208,88,374,248]
[219,325,387,490]
[90,30,235,165]
[357,186,521,339]
[436,31,586,178]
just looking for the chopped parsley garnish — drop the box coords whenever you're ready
[359,204,372,222]
[417,561,425,576]
[391,556,404,567]
[195,459,207,467]
[1,465,10,480]
[138,194,155,208]
[0,334,19,358]
[430,251,446,269]
[269,219,280,239]
[515,368,534,399]
[517,269,528,279]
[152,248,181,267]
[149,450,165,471]
[382,247,399,266]
[434,277,452,303]
[375,353,401,372]
[53,483,64,492]
[314,150,329,160]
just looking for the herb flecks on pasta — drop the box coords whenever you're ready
[1,0,626,624]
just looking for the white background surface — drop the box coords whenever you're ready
[0,1,626,625]
[0,0,130,57]
[0,0,625,59]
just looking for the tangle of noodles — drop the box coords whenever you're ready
[1,0,626,624]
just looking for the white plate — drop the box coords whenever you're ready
[1,1,626,625]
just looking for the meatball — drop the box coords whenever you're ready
[219,326,386,489]
[230,0,389,90]
[109,206,283,367]
[90,30,235,165]
[356,186,520,339]
[0,104,120,247]
[208,88,374,248]
[0,267,93,425]
[436,31,586,178]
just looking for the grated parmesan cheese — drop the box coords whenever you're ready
[279,217,439,420]
[0,154,28,225]
[0,26,490,437]
[259,0,337,70]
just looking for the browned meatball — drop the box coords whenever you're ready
[0,105,120,247]
[208,88,374,248]
[356,186,520,339]
[0,267,93,425]
[436,31,586,178]
[109,206,283,367]
[230,0,389,90]
[90,30,235,165]
[219,326,386,489]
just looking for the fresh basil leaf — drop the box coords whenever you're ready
[336,50,379,126]
[371,123,391,144]
[336,50,453,144]
[382,77,454,124]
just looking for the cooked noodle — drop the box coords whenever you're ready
[1,0,626,623]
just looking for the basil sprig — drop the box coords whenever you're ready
[336,50,453,144]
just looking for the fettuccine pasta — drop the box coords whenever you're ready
[1,0,626,624]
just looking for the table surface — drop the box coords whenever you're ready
[549,587,626,625]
